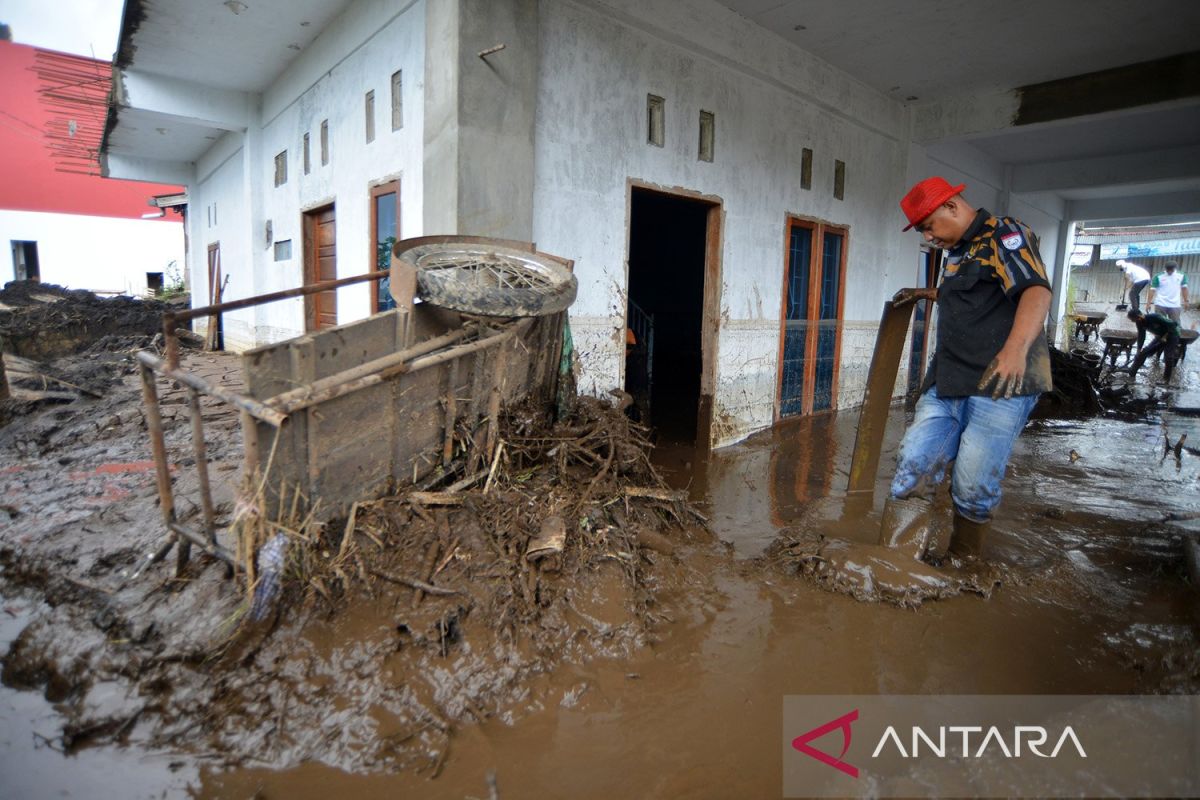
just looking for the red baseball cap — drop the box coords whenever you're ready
[900,177,966,231]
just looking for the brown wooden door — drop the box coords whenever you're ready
[303,204,337,331]
[206,242,223,349]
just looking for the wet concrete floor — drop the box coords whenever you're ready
[194,401,1197,798]
[4,386,1199,797]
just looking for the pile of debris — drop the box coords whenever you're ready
[2,390,720,774]
[243,395,707,631]
[0,281,173,361]
[1,282,191,425]
[1036,345,1172,418]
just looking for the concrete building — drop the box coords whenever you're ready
[101,0,1200,446]
[0,41,184,295]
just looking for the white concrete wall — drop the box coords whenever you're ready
[192,140,253,349]
[913,142,1067,280]
[0,210,184,296]
[189,0,426,349]
[532,0,915,446]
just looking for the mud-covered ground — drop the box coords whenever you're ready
[2,306,1199,797]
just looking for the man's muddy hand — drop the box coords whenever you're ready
[891,287,938,308]
[978,350,1026,399]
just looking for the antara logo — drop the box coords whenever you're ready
[792,708,1089,780]
[871,725,1087,759]
[791,709,860,778]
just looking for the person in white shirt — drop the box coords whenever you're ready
[1147,260,1190,323]
[1116,259,1151,313]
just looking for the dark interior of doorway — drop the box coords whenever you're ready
[625,188,708,443]
[11,240,40,282]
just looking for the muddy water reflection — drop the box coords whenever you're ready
[197,406,1197,798]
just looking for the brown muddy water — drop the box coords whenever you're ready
[4,375,1200,798]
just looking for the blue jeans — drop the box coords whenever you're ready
[889,386,1039,522]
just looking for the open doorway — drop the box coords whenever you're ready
[624,186,720,444]
[10,240,40,282]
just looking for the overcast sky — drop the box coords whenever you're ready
[1,0,124,59]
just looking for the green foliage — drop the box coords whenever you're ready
[377,236,396,271]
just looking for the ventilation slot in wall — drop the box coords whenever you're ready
[274,150,287,187]
[698,110,714,162]
[365,90,375,143]
[647,94,665,147]
[391,70,403,131]
[834,159,846,200]
[801,148,812,190]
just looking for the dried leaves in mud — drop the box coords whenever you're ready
[762,529,1007,609]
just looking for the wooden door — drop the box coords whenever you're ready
[777,219,848,417]
[304,204,337,331]
[206,242,223,349]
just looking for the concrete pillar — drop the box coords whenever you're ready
[241,102,264,295]
[423,0,538,241]
[1048,219,1075,343]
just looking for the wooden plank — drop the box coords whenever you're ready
[288,337,318,508]
[309,311,400,381]
[847,297,916,494]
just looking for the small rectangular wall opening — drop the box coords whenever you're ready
[801,148,813,190]
[365,90,375,143]
[274,240,293,261]
[647,94,665,147]
[698,110,714,162]
[303,133,311,174]
[391,70,403,130]
[274,150,288,186]
[834,159,846,200]
[320,120,330,166]
[146,272,164,294]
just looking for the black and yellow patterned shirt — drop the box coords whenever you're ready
[923,209,1053,398]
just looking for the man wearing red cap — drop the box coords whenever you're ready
[882,177,1052,563]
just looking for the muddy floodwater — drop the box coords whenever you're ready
[3,360,1199,797]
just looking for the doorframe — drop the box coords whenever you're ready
[774,215,850,420]
[368,179,401,313]
[624,179,724,448]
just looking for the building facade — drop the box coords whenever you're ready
[0,40,184,295]
[102,0,1089,446]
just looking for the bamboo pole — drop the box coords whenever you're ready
[167,522,237,565]
[187,388,217,548]
[442,359,459,466]
[264,320,531,415]
[263,325,474,413]
[139,364,177,532]
[486,340,509,461]
[136,351,286,427]
[162,270,390,368]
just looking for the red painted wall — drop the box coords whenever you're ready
[0,40,182,221]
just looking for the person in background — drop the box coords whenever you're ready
[1122,309,1181,383]
[1147,260,1189,323]
[1115,259,1151,313]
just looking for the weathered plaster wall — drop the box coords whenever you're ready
[424,0,539,240]
[191,142,254,349]
[190,0,426,349]
[531,0,915,446]
[0,210,184,296]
